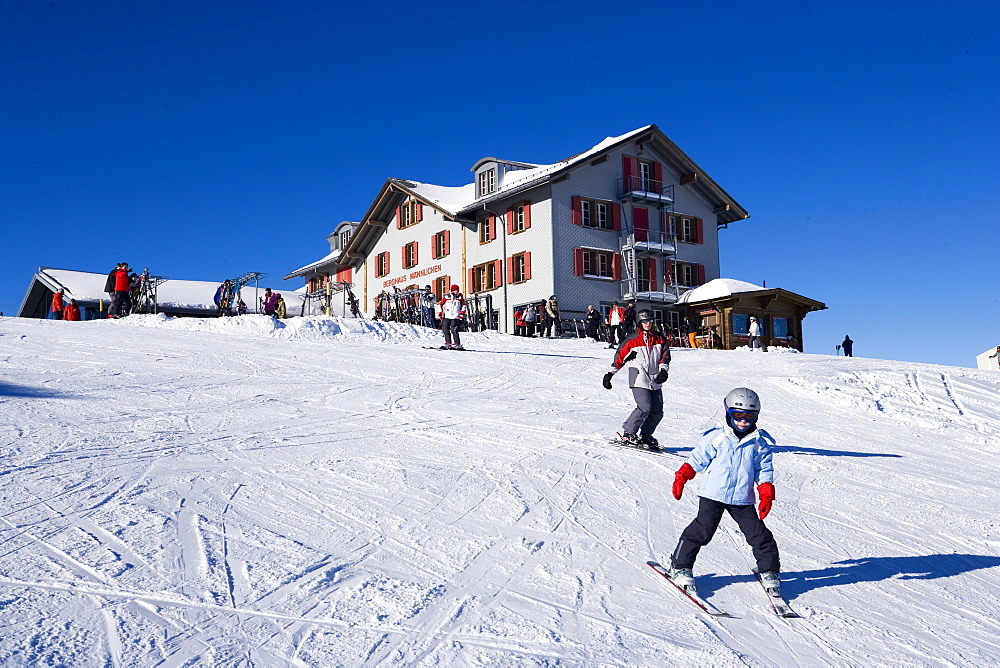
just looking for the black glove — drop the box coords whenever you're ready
[653,369,669,384]
[602,372,614,390]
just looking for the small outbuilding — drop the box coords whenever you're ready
[677,278,826,352]
[19,267,224,319]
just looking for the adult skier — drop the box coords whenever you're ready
[668,387,781,597]
[436,284,466,350]
[601,309,670,449]
[842,335,854,357]
[606,301,626,348]
[63,298,81,321]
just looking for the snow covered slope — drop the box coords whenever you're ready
[1,314,999,666]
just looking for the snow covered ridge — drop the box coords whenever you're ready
[112,313,441,343]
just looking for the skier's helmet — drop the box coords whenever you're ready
[637,309,654,323]
[724,387,761,416]
[450,284,460,292]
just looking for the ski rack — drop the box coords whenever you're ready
[130,269,169,315]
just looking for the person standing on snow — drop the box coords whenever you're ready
[63,299,81,321]
[842,335,854,357]
[545,295,561,337]
[748,315,762,350]
[274,293,287,319]
[436,284,467,350]
[50,289,66,320]
[111,262,132,318]
[420,285,437,328]
[602,309,670,449]
[261,288,278,316]
[668,387,781,597]
[585,305,602,341]
[606,301,626,348]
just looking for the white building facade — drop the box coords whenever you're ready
[285,125,749,333]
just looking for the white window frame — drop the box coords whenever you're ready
[478,169,496,197]
[581,200,592,227]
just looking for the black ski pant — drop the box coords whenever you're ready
[442,318,462,346]
[672,496,780,573]
[623,387,663,437]
[112,291,130,317]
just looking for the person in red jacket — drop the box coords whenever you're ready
[111,262,131,318]
[63,299,81,321]
[602,309,671,450]
[50,289,66,320]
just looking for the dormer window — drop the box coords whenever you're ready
[478,169,496,197]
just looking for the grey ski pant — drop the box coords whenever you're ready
[623,387,663,437]
[442,318,462,346]
[672,496,780,573]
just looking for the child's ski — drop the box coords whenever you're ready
[647,561,730,618]
[752,569,798,618]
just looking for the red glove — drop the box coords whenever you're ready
[757,482,775,519]
[672,463,696,500]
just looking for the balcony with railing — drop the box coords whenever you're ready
[618,177,675,205]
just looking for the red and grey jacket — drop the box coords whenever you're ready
[51,292,64,313]
[609,330,671,389]
[437,293,466,320]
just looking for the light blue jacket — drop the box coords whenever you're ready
[688,423,776,506]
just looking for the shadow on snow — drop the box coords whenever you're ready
[0,382,77,399]
[774,445,902,458]
[696,553,1000,601]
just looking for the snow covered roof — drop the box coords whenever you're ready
[676,278,766,304]
[284,248,342,280]
[393,180,477,218]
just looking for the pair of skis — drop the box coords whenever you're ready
[646,561,798,618]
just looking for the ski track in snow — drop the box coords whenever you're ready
[1,314,999,665]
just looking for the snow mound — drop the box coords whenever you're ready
[113,313,439,343]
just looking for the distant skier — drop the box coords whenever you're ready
[274,293,287,319]
[545,295,561,337]
[436,284,466,350]
[606,301,626,348]
[990,346,1000,369]
[748,315,764,350]
[842,335,854,357]
[601,309,670,449]
[668,387,781,597]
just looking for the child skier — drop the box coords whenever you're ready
[668,387,781,596]
[602,309,670,450]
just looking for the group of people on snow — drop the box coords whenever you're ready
[601,308,783,598]
[513,296,561,337]
[50,289,81,321]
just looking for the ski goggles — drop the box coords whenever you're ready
[727,409,759,422]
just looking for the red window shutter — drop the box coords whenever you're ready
[653,162,663,193]
[416,203,423,221]
[571,197,582,225]
[612,254,622,281]
[696,218,704,244]
[493,259,502,288]
[444,229,451,256]
[523,252,531,281]
[507,257,514,284]
[401,246,407,268]
[612,203,621,230]
[623,156,638,192]
[666,260,674,285]
[573,248,584,276]
[488,215,496,240]
[413,241,418,266]
[468,268,475,293]
[506,208,514,235]
[697,264,706,285]
[395,206,402,230]
[648,258,657,292]
[523,201,531,229]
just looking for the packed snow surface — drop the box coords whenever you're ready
[2,314,999,666]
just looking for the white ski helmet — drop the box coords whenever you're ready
[724,387,761,413]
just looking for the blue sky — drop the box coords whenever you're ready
[2,1,997,367]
